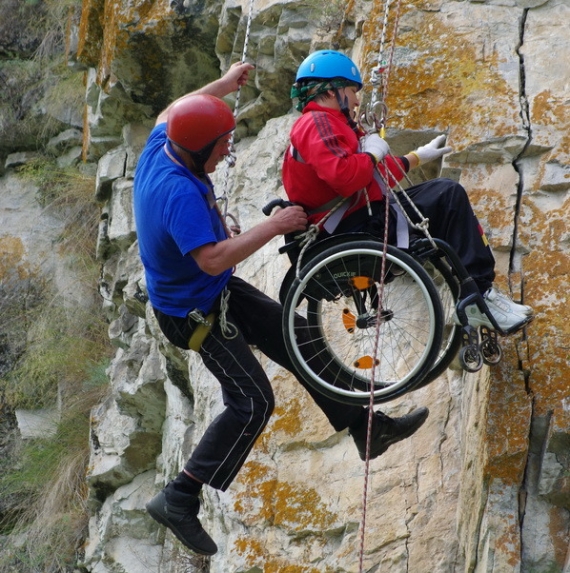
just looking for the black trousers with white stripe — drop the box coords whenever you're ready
[335,178,496,294]
[168,276,365,491]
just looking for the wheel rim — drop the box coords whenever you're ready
[284,244,443,402]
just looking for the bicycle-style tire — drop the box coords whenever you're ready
[412,256,462,389]
[282,240,444,405]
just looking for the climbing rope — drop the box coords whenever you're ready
[356,2,410,571]
[361,0,402,136]
[219,0,256,222]
[357,156,435,573]
[359,0,436,247]
[215,0,255,337]
[358,191,392,573]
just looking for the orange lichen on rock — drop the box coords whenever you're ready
[532,90,570,157]
[271,397,304,437]
[549,506,570,568]
[78,0,179,89]
[532,89,568,126]
[235,460,336,530]
[234,533,335,573]
[77,0,104,66]
[494,518,522,569]
[484,340,531,484]
[232,459,341,570]
[360,1,518,145]
[0,236,29,280]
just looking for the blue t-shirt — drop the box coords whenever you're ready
[133,123,232,317]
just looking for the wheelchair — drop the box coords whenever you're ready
[264,200,526,406]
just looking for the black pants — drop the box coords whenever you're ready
[154,276,363,491]
[335,178,496,294]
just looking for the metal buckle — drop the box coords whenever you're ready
[188,309,212,326]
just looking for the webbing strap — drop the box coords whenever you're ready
[188,313,216,352]
[289,144,355,233]
[372,170,409,248]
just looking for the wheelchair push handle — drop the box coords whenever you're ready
[262,198,295,216]
[262,198,305,255]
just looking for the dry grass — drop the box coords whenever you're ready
[0,374,108,572]
[0,0,113,570]
[0,153,111,571]
[0,98,110,573]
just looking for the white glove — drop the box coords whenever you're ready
[361,133,390,163]
[412,134,452,165]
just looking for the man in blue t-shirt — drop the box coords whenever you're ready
[135,63,429,556]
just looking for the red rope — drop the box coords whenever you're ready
[358,171,392,572]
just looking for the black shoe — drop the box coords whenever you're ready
[351,407,429,461]
[146,485,218,556]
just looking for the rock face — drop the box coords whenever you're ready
[20,0,570,571]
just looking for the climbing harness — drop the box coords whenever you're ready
[188,309,217,352]
[375,160,437,249]
[186,286,239,352]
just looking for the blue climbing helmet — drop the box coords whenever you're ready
[291,50,363,112]
[295,50,362,87]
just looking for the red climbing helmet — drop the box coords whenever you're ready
[166,94,236,153]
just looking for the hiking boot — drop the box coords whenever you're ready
[351,407,429,461]
[146,484,218,556]
[461,287,534,332]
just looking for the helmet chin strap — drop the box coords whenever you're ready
[188,149,211,176]
[171,139,217,176]
[334,88,359,133]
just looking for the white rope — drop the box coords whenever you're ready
[218,287,238,339]
[357,3,406,571]
[220,0,256,220]
[376,155,437,247]
[370,0,392,107]
[360,0,434,244]
[361,0,402,136]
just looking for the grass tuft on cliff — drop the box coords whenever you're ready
[0,155,112,570]
[0,124,110,573]
[0,362,109,573]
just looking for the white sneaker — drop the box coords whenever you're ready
[464,287,534,331]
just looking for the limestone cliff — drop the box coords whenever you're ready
[4,0,570,572]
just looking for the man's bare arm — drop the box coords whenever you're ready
[191,206,307,276]
[155,62,254,125]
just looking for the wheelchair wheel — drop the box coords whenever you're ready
[411,256,462,389]
[282,240,444,405]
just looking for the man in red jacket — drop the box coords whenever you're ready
[282,49,533,333]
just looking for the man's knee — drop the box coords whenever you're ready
[234,387,275,430]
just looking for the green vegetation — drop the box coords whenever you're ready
[307,0,350,36]
[0,0,113,564]
[0,0,114,565]
[0,152,112,571]
[0,149,112,572]
[0,363,108,572]
[0,0,85,153]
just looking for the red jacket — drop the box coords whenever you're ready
[282,102,408,227]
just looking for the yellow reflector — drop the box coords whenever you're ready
[353,355,379,369]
